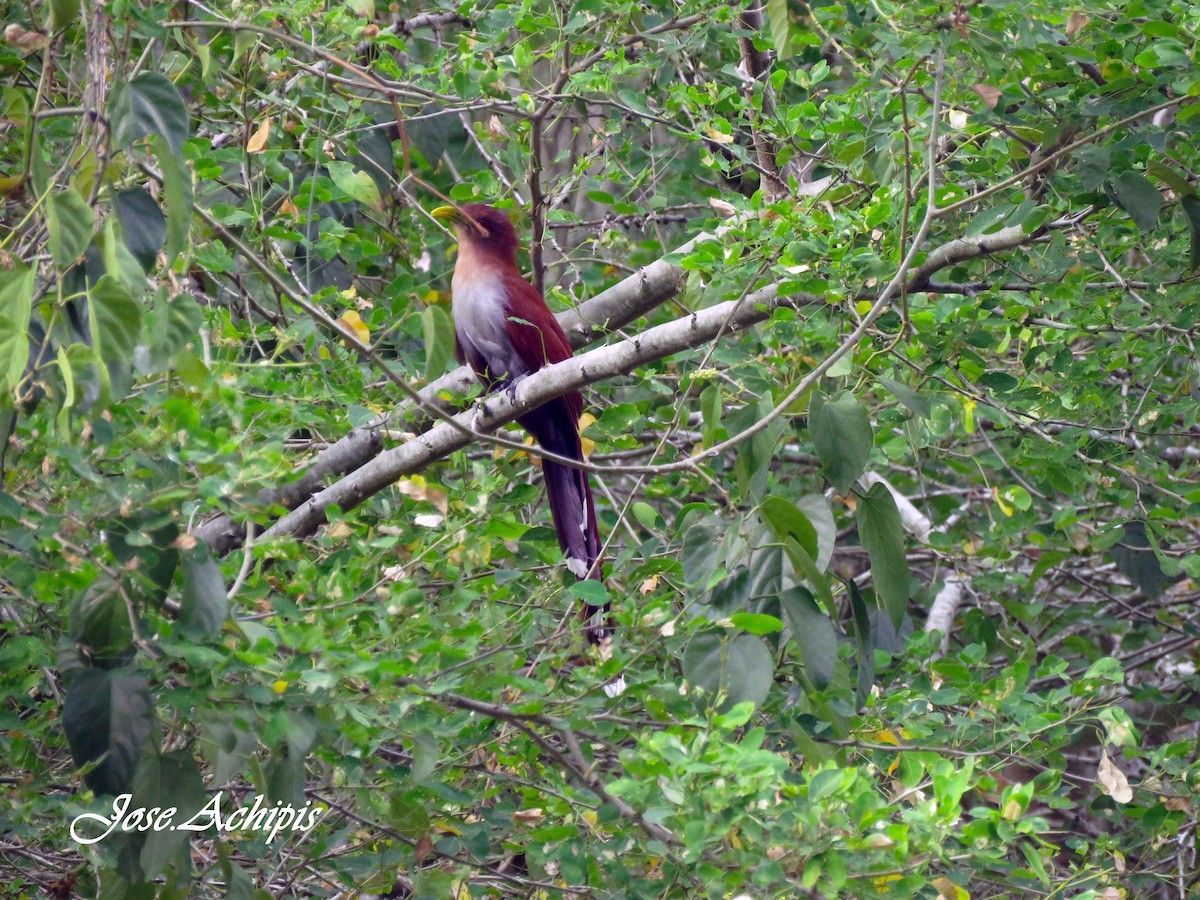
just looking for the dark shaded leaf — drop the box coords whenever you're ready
[845,579,874,708]
[1110,171,1162,233]
[857,482,910,630]
[114,188,166,273]
[1109,521,1169,600]
[63,668,155,795]
[107,512,180,604]
[179,545,228,635]
[69,575,133,662]
[734,393,785,501]
[780,587,837,688]
[809,391,873,494]
[110,73,189,155]
[682,631,774,710]
[88,275,142,366]
[136,750,208,878]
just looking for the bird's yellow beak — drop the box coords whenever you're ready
[431,205,459,223]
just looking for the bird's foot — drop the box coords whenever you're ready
[503,373,528,407]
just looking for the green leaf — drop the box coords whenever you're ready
[631,501,659,529]
[47,188,94,270]
[682,516,722,591]
[409,730,438,785]
[730,612,783,635]
[796,493,836,572]
[877,374,931,419]
[734,392,785,501]
[97,215,148,294]
[964,202,1018,237]
[63,668,155,795]
[48,0,81,30]
[759,495,818,560]
[857,482,910,630]
[779,587,837,689]
[766,0,793,59]
[0,262,33,390]
[327,161,383,212]
[1110,171,1161,233]
[422,304,455,380]
[87,275,142,366]
[809,391,873,494]
[110,73,190,156]
[158,146,194,264]
[114,188,166,273]
[682,631,774,711]
[55,345,74,433]
[179,545,228,635]
[569,579,611,606]
[845,579,874,708]
[148,291,202,368]
[1180,194,1200,270]
[700,383,722,447]
[1146,159,1194,197]
[785,537,837,618]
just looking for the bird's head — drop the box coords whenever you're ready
[431,203,519,261]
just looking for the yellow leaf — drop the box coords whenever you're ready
[0,174,24,196]
[579,410,597,458]
[327,521,352,539]
[868,729,902,746]
[335,309,370,345]
[705,125,735,145]
[932,876,970,900]
[991,486,1013,517]
[246,117,271,153]
[962,398,976,434]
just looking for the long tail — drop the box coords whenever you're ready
[520,398,614,644]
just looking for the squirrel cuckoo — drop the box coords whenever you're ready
[432,203,613,644]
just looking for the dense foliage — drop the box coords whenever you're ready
[2,0,1199,896]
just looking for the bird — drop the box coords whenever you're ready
[431,202,613,644]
